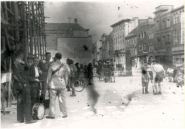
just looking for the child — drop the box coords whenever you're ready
[141,63,150,94]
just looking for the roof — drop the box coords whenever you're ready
[45,23,85,31]
[125,27,138,39]
[171,5,184,12]
[125,23,155,39]
[110,19,131,27]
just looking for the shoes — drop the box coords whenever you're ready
[25,120,37,124]
[62,115,67,118]
[70,94,76,97]
[46,116,55,119]
[153,92,157,95]
[18,120,24,123]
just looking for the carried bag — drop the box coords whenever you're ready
[49,64,65,89]
[52,64,64,76]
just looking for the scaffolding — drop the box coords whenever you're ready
[1,1,47,110]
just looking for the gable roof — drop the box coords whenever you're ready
[45,23,85,31]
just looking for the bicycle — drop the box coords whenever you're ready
[74,77,87,92]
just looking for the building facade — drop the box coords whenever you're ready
[111,18,139,69]
[45,19,92,64]
[125,29,138,68]
[154,5,174,68]
[125,18,155,68]
[171,5,184,67]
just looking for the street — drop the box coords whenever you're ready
[1,74,185,128]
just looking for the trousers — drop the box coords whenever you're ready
[69,78,76,95]
[49,88,67,117]
[30,82,40,108]
[16,85,33,122]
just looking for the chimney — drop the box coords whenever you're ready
[74,18,78,24]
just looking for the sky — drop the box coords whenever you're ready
[44,0,184,43]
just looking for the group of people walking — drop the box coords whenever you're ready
[13,51,94,124]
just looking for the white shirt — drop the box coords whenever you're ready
[152,64,164,73]
[34,66,39,77]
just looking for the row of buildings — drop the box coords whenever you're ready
[93,5,184,70]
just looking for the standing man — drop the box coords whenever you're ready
[13,51,37,124]
[66,59,71,92]
[46,53,68,119]
[38,52,51,104]
[87,63,93,85]
[28,57,42,109]
[152,60,165,95]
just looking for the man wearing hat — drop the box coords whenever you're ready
[151,60,165,95]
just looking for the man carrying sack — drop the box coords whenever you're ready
[46,53,68,119]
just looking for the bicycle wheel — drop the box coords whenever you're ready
[74,80,85,92]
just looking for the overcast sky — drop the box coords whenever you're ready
[44,0,184,43]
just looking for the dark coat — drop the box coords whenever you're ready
[27,65,41,98]
[13,60,29,92]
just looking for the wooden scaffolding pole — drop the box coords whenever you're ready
[23,2,28,62]
[28,2,33,57]
[32,2,37,57]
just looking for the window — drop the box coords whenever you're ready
[162,35,165,48]
[173,14,176,24]
[167,34,170,41]
[139,45,141,51]
[176,12,179,23]
[143,44,147,51]
[157,36,160,42]
[162,20,165,29]
[180,28,181,44]
[166,19,170,27]
[173,30,178,45]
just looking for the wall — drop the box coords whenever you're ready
[56,37,92,64]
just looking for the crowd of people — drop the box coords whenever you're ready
[166,65,184,87]
[141,60,184,95]
[12,51,96,124]
[11,50,184,124]
[96,62,115,83]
